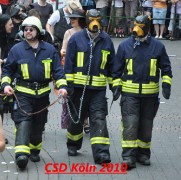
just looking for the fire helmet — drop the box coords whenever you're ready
[86,9,101,33]
[21,16,42,33]
[132,15,151,38]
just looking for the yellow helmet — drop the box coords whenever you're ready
[21,16,42,33]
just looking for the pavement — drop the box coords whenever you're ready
[1,38,181,180]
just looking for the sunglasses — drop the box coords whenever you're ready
[24,27,35,32]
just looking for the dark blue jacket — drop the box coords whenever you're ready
[1,40,67,97]
[112,36,172,97]
[64,29,115,90]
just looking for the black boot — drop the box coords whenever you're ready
[16,155,29,169]
[68,146,77,156]
[30,154,40,162]
[137,156,150,166]
[122,158,136,170]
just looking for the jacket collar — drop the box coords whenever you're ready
[23,40,46,50]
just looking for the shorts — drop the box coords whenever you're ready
[152,8,167,25]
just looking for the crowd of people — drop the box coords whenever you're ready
[0,0,173,171]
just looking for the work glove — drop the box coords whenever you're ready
[67,82,74,96]
[162,83,171,100]
[112,86,122,101]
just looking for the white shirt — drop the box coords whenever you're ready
[47,8,70,26]
[112,0,123,8]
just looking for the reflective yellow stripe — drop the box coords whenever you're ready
[142,82,159,94]
[122,80,139,94]
[16,85,50,95]
[101,50,110,69]
[65,74,74,81]
[74,74,107,87]
[113,78,122,87]
[55,79,67,88]
[15,145,30,154]
[42,59,52,79]
[122,81,159,94]
[162,75,172,85]
[1,76,11,84]
[122,140,138,148]
[126,59,133,75]
[107,77,113,85]
[137,139,151,148]
[150,59,157,76]
[92,76,106,86]
[67,131,83,141]
[29,143,42,150]
[90,137,110,145]
[77,52,84,67]
[21,64,29,79]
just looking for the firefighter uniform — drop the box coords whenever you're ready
[112,35,172,168]
[1,39,67,167]
[64,26,115,164]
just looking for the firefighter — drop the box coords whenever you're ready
[1,16,67,169]
[112,15,172,170]
[64,9,115,164]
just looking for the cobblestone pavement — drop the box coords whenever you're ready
[1,39,181,180]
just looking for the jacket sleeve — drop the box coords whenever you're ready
[64,36,76,83]
[107,39,115,89]
[1,50,17,89]
[112,43,126,87]
[52,47,67,89]
[158,45,172,86]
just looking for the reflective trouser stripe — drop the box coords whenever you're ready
[67,131,83,141]
[29,143,42,150]
[122,139,151,148]
[90,137,110,145]
[137,139,151,148]
[15,145,30,154]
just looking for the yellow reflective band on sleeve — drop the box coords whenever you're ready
[113,78,122,87]
[16,85,50,95]
[121,140,138,148]
[162,75,172,85]
[137,139,151,148]
[90,137,110,145]
[67,131,83,141]
[107,77,113,85]
[55,79,67,88]
[101,50,110,69]
[42,59,52,79]
[150,59,157,76]
[29,143,42,150]
[1,76,12,84]
[77,52,84,67]
[66,74,74,81]
[21,64,29,79]
[15,145,30,154]
[126,59,133,75]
